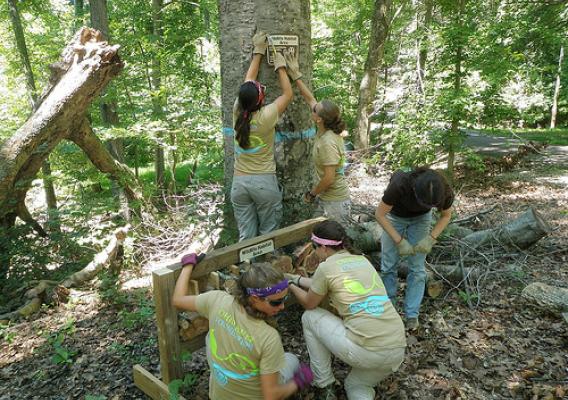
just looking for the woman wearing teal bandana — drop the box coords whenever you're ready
[173,255,313,399]
[287,221,406,400]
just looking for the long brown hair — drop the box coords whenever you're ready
[235,81,264,149]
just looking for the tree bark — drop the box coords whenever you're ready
[219,0,315,225]
[550,45,563,129]
[354,0,391,150]
[462,207,552,249]
[0,28,124,235]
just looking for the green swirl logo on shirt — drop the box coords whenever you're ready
[343,273,383,295]
[234,135,267,155]
[210,328,259,386]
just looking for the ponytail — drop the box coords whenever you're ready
[235,81,264,149]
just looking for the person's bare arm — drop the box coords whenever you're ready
[273,67,293,115]
[172,265,198,311]
[244,53,263,82]
[375,201,403,244]
[311,165,336,196]
[260,372,297,400]
[294,79,317,109]
[431,207,452,239]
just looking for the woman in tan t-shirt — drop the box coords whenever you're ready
[283,51,351,225]
[231,32,293,241]
[288,220,406,400]
[173,255,313,400]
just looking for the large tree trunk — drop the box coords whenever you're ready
[354,0,391,150]
[7,0,60,231]
[219,0,315,225]
[550,45,563,129]
[462,207,552,249]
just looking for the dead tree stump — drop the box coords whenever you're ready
[521,282,568,315]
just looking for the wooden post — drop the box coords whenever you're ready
[152,267,183,383]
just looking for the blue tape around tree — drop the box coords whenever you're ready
[222,126,316,143]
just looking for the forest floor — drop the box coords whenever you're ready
[1,143,567,400]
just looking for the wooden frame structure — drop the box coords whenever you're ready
[133,217,325,399]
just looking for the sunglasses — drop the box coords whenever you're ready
[265,294,289,307]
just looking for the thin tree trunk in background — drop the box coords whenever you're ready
[447,0,465,184]
[90,0,130,221]
[7,0,60,232]
[152,0,166,195]
[354,0,391,150]
[219,0,314,225]
[416,0,432,98]
[75,0,85,29]
[550,45,564,129]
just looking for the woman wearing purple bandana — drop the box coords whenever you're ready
[231,31,293,242]
[375,167,454,331]
[287,220,406,400]
[173,255,313,399]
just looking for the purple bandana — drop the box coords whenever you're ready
[246,279,289,297]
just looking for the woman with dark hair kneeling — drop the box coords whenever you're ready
[283,51,350,225]
[287,221,406,400]
[173,255,313,400]
[375,167,454,331]
[231,32,293,241]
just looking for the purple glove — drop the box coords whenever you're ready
[292,363,313,390]
[181,253,205,267]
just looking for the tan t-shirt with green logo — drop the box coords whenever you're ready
[196,291,285,400]
[233,99,279,174]
[312,130,349,201]
[310,251,406,350]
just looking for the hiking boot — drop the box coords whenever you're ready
[316,384,337,400]
[406,317,419,331]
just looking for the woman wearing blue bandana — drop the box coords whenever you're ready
[173,254,313,400]
[287,221,406,400]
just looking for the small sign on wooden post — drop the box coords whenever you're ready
[267,35,299,65]
[239,239,275,261]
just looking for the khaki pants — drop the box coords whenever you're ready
[302,308,405,400]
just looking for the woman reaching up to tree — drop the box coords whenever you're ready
[283,51,351,226]
[173,254,313,400]
[287,220,406,400]
[231,31,293,241]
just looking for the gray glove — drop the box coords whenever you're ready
[414,235,436,254]
[274,51,286,72]
[283,49,302,81]
[252,31,268,55]
[284,273,301,286]
[397,238,415,256]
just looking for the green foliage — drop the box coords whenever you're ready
[45,318,77,365]
[458,290,479,305]
[168,373,198,400]
[0,322,16,344]
[117,292,154,330]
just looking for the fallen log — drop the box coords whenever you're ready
[0,226,128,321]
[521,282,568,315]
[346,221,383,253]
[461,207,551,249]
